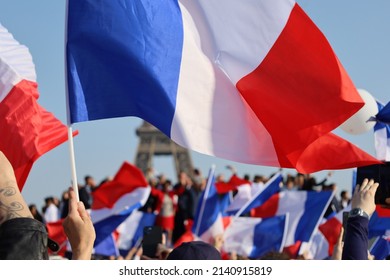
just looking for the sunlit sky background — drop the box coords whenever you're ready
[0,0,389,209]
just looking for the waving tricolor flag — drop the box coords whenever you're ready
[252,190,334,256]
[66,0,379,173]
[192,167,226,243]
[223,215,288,259]
[90,162,151,246]
[226,173,282,216]
[0,23,71,189]
[117,210,156,257]
[370,231,390,260]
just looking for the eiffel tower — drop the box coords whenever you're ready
[134,121,194,177]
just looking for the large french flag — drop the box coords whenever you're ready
[66,0,379,173]
[223,215,288,259]
[0,23,71,189]
[91,162,151,246]
[252,190,334,252]
[116,210,156,257]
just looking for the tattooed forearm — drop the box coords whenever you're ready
[0,187,24,224]
[0,186,16,197]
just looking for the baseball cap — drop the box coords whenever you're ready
[166,241,221,260]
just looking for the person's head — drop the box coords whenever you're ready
[285,177,295,189]
[253,175,264,183]
[166,241,221,260]
[61,190,69,201]
[295,173,305,187]
[162,180,172,192]
[340,190,349,200]
[44,196,54,205]
[29,204,38,215]
[84,175,96,187]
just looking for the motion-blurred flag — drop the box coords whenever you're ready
[215,174,251,194]
[226,173,282,216]
[91,162,151,246]
[0,23,72,189]
[46,219,68,257]
[308,208,346,260]
[93,233,119,258]
[370,231,390,260]
[192,167,225,243]
[223,215,288,259]
[66,0,379,173]
[252,190,334,256]
[369,205,390,238]
[117,210,156,257]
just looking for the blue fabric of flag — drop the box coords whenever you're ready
[376,102,390,124]
[370,235,390,260]
[374,102,390,135]
[369,211,390,239]
[94,234,118,257]
[93,202,143,246]
[192,174,224,237]
[250,215,287,258]
[118,212,156,256]
[67,0,183,135]
[295,190,333,242]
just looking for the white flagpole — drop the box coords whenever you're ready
[67,126,79,201]
[193,165,216,237]
[65,0,79,201]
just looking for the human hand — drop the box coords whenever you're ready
[331,227,344,260]
[63,187,96,260]
[213,234,224,251]
[351,178,379,217]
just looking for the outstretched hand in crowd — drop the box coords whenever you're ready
[63,187,96,260]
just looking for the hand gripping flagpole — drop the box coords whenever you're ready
[65,0,79,201]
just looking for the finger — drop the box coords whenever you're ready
[67,187,78,215]
[354,184,360,196]
[359,178,369,191]
[77,201,91,221]
[386,198,390,205]
[369,182,379,194]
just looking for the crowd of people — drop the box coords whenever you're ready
[0,150,388,260]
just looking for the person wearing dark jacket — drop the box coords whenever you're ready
[342,178,379,260]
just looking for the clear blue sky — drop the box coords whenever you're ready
[1,0,389,209]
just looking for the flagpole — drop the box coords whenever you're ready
[194,165,216,237]
[68,126,79,201]
[65,0,79,201]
